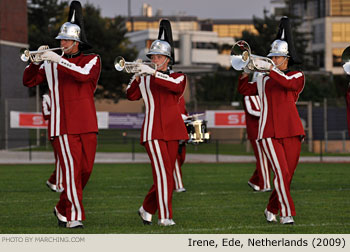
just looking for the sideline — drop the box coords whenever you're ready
[1,150,350,164]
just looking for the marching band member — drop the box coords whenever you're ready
[174,96,188,193]
[42,94,63,193]
[342,48,350,136]
[23,1,101,228]
[243,94,271,192]
[237,17,305,224]
[126,19,188,226]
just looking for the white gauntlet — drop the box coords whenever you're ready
[32,45,49,65]
[138,64,156,75]
[41,51,62,63]
[254,59,272,71]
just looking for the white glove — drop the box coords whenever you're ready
[37,45,49,51]
[42,94,51,117]
[138,64,156,76]
[32,45,49,64]
[181,114,188,121]
[254,59,272,71]
[243,66,252,74]
[41,51,61,63]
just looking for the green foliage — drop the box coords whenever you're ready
[27,0,68,50]
[26,1,137,102]
[195,71,241,104]
[239,10,312,70]
[240,11,279,57]
[0,163,349,233]
[196,9,316,105]
[299,74,336,102]
[27,0,69,96]
[82,4,137,102]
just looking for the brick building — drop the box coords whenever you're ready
[0,0,31,149]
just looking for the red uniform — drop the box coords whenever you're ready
[127,71,188,221]
[174,96,188,191]
[238,68,305,217]
[42,94,63,193]
[244,95,271,191]
[23,52,101,222]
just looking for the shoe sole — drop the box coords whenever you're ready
[67,225,84,229]
[138,211,152,225]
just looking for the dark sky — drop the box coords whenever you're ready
[78,0,273,19]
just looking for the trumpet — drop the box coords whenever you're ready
[114,56,157,73]
[231,40,275,72]
[20,47,64,63]
[342,46,350,75]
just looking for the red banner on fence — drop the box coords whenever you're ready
[11,112,48,129]
[10,111,109,129]
[206,110,246,128]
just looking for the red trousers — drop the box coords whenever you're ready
[47,141,64,192]
[259,137,301,217]
[51,133,97,221]
[174,143,186,190]
[143,139,179,220]
[249,139,271,190]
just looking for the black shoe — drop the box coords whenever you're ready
[53,208,67,228]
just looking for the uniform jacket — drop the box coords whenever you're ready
[126,71,189,143]
[244,95,260,140]
[41,94,52,138]
[238,68,305,139]
[23,52,101,137]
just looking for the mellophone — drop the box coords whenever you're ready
[184,114,210,144]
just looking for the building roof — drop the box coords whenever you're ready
[126,16,199,22]
[126,16,254,25]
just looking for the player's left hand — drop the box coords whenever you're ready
[254,59,272,71]
[41,51,61,63]
[138,64,156,76]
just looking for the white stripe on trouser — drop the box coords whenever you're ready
[256,140,270,189]
[59,135,82,220]
[173,159,183,189]
[154,140,170,219]
[148,140,166,219]
[261,138,291,216]
[262,152,271,189]
[55,155,63,192]
[145,77,155,141]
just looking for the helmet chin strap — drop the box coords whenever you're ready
[157,56,169,70]
[63,41,77,53]
[274,56,288,68]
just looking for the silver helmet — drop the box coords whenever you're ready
[267,39,289,57]
[146,40,172,62]
[55,22,82,42]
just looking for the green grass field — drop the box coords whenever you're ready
[0,162,349,234]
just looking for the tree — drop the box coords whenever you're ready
[238,10,313,71]
[82,4,137,102]
[194,71,241,110]
[195,8,315,107]
[27,0,69,96]
[26,0,137,102]
[27,0,68,50]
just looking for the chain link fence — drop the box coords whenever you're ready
[1,97,350,159]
